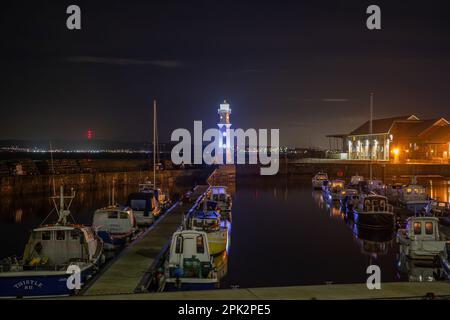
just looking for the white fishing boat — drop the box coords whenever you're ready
[353,195,395,229]
[207,186,232,221]
[397,217,447,260]
[398,178,431,214]
[92,206,136,250]
[312,172,328,189]
[349,175,364,187]
[163,230,226,291]
[126,191,160,227]
[0,186,104,298]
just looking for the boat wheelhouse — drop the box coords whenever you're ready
[397,217,447,260]
[312,172,329,190]
[126,192,160,227]
[0,186,104,298]
[163,230,223,291]
[207,186,232,218]
[349,175,364,187]
[386,183,404,202]
[353,195,395,229]
[92,206,136,250]
[185,210,228,256]
[398,183,431,214]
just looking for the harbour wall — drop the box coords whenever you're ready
[0,166,212,196]
[237,159,450,179]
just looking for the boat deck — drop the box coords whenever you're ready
[83,185,210,296]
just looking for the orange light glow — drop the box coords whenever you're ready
[392,148,400,155]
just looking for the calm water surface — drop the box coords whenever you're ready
[1,176,448,288]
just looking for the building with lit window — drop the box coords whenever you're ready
[329,115,450,162]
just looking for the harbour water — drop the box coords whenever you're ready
[0,175,448,290]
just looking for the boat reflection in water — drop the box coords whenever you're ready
[396,253,443,282]
[349,221,396,258]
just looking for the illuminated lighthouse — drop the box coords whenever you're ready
[217,99,232,163]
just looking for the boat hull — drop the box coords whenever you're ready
[0,266,94,298]
[97,231,131,250]
[353,211,395,229]
[164,279,218,291]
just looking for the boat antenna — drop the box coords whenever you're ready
[49,141,56,196]
[369,92,374,181]
[153,98,157,189]
[112,178,115,205]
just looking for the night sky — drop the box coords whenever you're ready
[1,0,450,148]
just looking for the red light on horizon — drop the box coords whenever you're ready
[87,129,93,140]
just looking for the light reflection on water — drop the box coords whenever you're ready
[1,176,447,288]
[222,176,447,288]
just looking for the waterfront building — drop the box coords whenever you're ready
[329,115,450,162]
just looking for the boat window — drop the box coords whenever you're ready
[71,230,79,240]
[56,230,65,240]
[413,222,421,235]
[130,199,146,211]
[120,212,128,219]
[108,211,118,219]
[425,222,434,235]
[175,236,183,254]
[41,231,51,240]
[196,235,205,253]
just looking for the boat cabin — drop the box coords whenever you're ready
[167,230,213,279]
[92,206,135,234]
[350,175,364,185]
[400,184,428,202]
[404,217,444,241]
[22,225,98,267]
[187,211,221,232]
[209,186,230,203]
[126,192,158,216]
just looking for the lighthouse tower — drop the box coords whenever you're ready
[217,100,232,163]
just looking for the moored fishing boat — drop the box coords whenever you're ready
[185,209,229,255]
[126,191,160,227]
[0,186,104,298]
[397,178,431,214]
[207,186,232,221]
[397,216,447,260]
[353,195,395,229]
[163,230,226,291]
[92,206,136,250]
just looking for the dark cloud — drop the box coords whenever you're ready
[66,56,182,68]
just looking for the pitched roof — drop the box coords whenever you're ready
[349,115,416,135]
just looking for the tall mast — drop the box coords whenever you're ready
[369,92,374,181]
[153,98,157,188]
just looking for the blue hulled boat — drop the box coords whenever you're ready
[0,186,104,298]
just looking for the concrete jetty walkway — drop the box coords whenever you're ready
[83,185,209,296]
[75,281,450,300]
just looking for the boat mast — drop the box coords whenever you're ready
[153,98,157,189]
[369,92,374,181]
